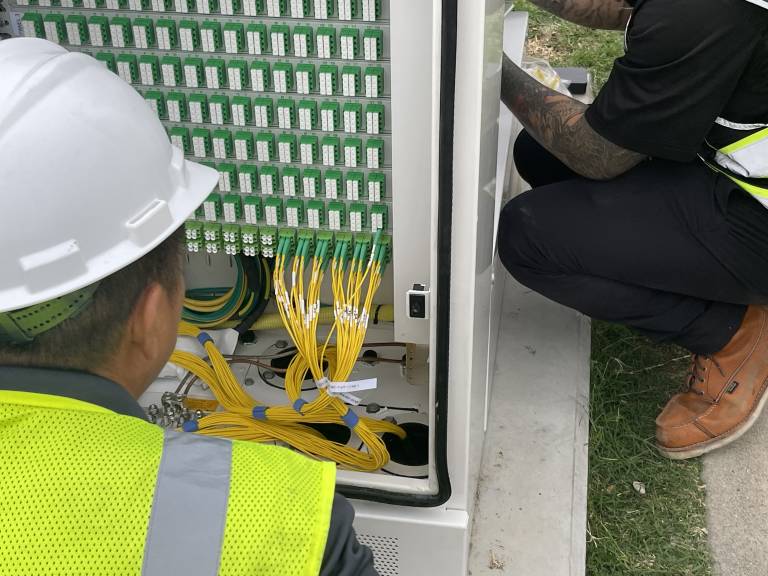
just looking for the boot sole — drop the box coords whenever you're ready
[657,376,768,460]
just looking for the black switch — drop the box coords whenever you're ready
[407,284,429,320]
[409,293,426,319]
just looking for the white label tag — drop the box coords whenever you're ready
[316,378,376,404]
[328,378,377,394]
[339,392,362,406]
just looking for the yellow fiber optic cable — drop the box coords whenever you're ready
[174,233,404,471]
[174,326,402,470]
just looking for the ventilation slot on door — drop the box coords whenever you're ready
[358,534,400,576]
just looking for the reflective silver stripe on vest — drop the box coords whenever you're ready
[142,430,233,576]
[743,0,768,10]
[715,117,768,131]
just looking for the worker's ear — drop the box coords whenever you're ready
[126,280,183,365]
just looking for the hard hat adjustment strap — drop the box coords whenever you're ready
[0,283,101,344]
[0,315,32,344]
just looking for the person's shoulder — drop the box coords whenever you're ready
[628,0,764,58]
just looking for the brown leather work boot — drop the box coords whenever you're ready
[656,305,768,460]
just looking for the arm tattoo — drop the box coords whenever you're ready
[532,0,632,30]
[501,56,645,181]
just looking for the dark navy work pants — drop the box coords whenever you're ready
[497,131,768,355]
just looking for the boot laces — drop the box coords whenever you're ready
[688,354,725,397]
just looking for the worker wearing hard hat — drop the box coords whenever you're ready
[498,0,768,459]
[0,39,377,576]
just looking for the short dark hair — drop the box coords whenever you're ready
[0,229,185,371]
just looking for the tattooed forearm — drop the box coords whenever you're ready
[501,55,645,181]
[531,0,632,30]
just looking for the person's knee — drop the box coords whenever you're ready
[512,131,540,186]
[513,130,537,168]
[497,191,543,278]
[513,130,580,188]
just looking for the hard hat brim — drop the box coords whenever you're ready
[0,159,218,314]
[0,39,222,314]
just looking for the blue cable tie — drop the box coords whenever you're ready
[182,420,199,432]
[197,332,214,347]
[252,406,268,420]
[341,409,359,429]
[293,398,308,414]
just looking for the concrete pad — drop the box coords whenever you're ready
[703,412,768,576]
[469,281,591,576]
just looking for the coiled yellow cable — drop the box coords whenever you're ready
[173,234,405,471]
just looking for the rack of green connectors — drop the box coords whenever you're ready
[185,219,391,267]
[16,0,393,257]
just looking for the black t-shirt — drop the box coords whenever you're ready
[585,0,768,161]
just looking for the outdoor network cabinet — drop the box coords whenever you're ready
[3,0,520,572]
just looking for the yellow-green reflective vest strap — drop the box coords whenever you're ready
[701,157,768,198]
[726,175,768,198]
[142,430,233,576]
[720,126,768,155]
[0,389,112,414]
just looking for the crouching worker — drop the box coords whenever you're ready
[0,38,377,576]
[498,0,768,460]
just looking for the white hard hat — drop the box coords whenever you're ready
[0,38,218,314]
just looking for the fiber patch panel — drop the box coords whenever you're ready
[17,0,391,255]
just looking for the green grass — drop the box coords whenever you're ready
[588,323,710,575]
[511,3,713,574]
[516,0,625,90]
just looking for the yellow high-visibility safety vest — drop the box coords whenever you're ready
[699,0,768,201]
[703,117,768,204]
[0,390,336,576]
